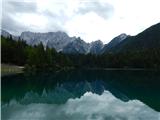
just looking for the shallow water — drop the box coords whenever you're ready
[2,70,160,120]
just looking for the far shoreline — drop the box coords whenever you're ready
[1,64,24,77]
[84,67,158,71]
[1,63,160,77]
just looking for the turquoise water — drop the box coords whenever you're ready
[2,70,160,120]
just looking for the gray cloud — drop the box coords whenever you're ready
[2,14,28,35]
[2,0,38,35]
[41,10,68,24]
[2,0,114,38]
[2,0,69,35]
[8,1,37,13]
[2,0,37,14]
[75,1,114,19]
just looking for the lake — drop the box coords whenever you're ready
[2,69,160,120]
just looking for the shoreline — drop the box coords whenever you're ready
[1,64,24,76]
[84,67,157,71]
[1,63,160,76]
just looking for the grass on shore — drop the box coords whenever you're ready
[1,64,24,76]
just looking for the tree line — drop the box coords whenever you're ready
[1,36,160,71]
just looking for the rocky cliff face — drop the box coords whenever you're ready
[20,31,74,51]
[101,33,128,53]
[62,37,91,54]
[90,40,104,54]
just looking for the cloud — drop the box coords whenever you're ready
[8,1,37,13]
[1,0,160,43]
[2,90,160,120]
[2,0,37,34]
[75,0,114,19]
[2,0,70,34]
[2,14,27,35]
[64,12,110,42]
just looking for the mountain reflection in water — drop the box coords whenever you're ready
[2,69,160,112]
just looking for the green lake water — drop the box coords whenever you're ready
[2,70,160,120]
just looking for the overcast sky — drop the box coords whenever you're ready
[2,0,160,43]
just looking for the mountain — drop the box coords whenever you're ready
[20,31,75,51]
[1,30,11,38]
[90,40,104,54]
[1,30,19,40]
[1,30,76,51]
[62,37,90,54]
[62,39,104,54]
[102,23,160,54]
[101,33,128,54]
[1,30,102,54]
[2,22,160,55]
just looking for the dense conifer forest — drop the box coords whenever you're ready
[2,35,160,71]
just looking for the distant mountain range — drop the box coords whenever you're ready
[62,37,91,54]
[1,30,105,54]
[101,33,128,54]
[1,22,160,54]
[102,23,160,54]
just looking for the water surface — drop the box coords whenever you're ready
[2,70,160,120]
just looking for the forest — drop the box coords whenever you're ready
[1,36,160,72]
